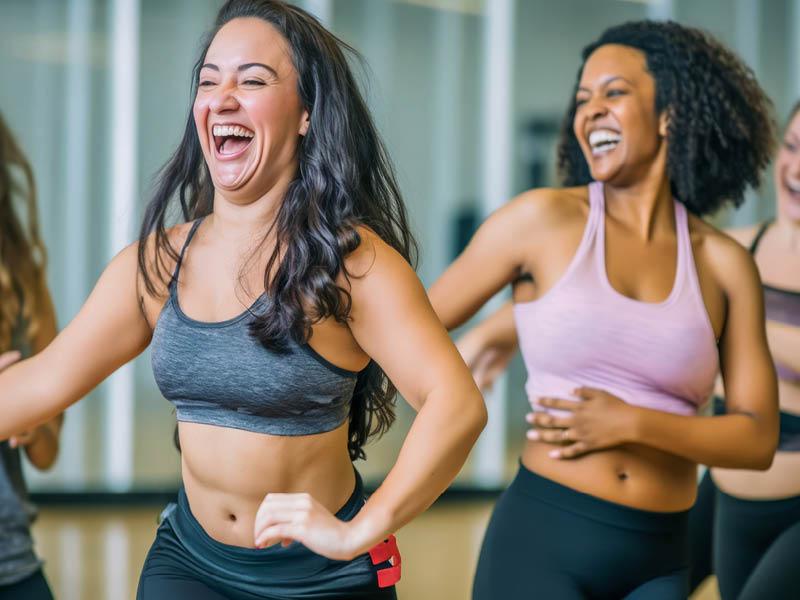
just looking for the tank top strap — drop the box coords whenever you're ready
[673,200,711,312]
[587,180,604,214]
[748,220,773,256]
[170,218,205,292]
[585,180,605,244]
[588,181,609,276]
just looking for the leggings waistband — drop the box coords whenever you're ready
[716,486,800,516]
[510,462,689,534]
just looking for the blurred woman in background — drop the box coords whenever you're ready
[0,112,62,600]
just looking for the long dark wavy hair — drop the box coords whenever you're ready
[557,20,776,216]
[0,112,49,352]
[139,0,417,461]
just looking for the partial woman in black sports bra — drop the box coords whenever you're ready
[689,100,800,599]
[0,2,487,599]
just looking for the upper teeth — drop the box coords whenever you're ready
[589,129,621,148]
[212,125,254,138]
[787,180,800,193]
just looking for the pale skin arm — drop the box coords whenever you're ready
[766,320,800,372]
[456,301,518,390]
[0,245,152,441]
[532,241,779,470]
[253,232,487,560]
[8,287,64,470]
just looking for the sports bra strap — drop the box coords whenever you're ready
[749,220,773,255]
[170,218,205,290]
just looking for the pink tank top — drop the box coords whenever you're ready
[514,182,718,417]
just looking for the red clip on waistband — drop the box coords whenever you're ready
[368,534,401,588]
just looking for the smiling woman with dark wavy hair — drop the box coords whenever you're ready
[430,19,778,599]
[0,1,486,598]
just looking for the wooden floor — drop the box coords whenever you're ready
[32,501,719,599]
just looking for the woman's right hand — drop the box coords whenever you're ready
[457,325,516,391]
[0,350,21,372]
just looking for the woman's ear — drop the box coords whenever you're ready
[658,109,670,138]
[299,110,310,136]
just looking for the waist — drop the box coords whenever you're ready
[172,470,365,559]
[711,451,800,499]
[179,421,355,547]
[776,361,800,384]
[522,440,697,512]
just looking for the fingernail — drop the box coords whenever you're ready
[526,430,539,440]
[548,450,561,458]
[525,413,534,423]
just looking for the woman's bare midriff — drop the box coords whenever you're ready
[713,379,800,499]
[179,420,355,548]
[522,439,697,513]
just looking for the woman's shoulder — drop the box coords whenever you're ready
[488,185,590,237]
[343,225,407,281]
[687,215,757,256]
[687,215,760,294]
[138,221,199,271]
[134,220,200,317]
[724,223,761,249]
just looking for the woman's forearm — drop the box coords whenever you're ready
[631,407,776,470]
[22,418,61,470]
[346,384,487,557]
[0,354,64,440]
[475,301,518,346]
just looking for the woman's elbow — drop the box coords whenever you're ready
[465,390,488,439]
[744,449,774,471]
[739,425,778,471]
[752,434,778,471]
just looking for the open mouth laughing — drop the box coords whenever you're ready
[212,123,255,160]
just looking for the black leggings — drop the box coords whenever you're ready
[473,464,689,600]
[687,471,715,592]
[0,570,53,600]
[689,470,800,599]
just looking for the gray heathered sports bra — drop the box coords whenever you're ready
[151,219,359,436]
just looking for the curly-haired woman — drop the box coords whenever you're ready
[0,1,487,598]
[687,100,800,600]
[0,112,61,600]
[429,20,778,599]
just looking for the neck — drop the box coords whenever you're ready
[209,170,295,243]
[603,168,674,241]
[773,213,800,253]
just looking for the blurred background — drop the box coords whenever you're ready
[1,0,798,598]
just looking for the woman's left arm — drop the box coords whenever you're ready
[532,238,778,470]
[10,287,64,470]
[254,232,487,559]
